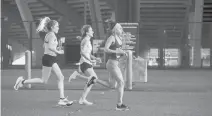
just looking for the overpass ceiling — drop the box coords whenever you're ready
[4,0,204,48]
[3,0,114,46]
[65,0,113,22]
[27,0,61,20]
[203,0,212,22]
[139,0,190,48]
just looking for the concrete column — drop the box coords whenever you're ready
[2,3,29,68]
[180,3,190,68]
[115,0,139,22]
[88,0,105,40]
[189,0,203,68]
[2,4,14,68]
[115,0,129,22]
[15,0,43,67]
[0,0,1,69]
[131,0,144,57]
[158,27,166,68]
[131,0,140,22]
[1,21,10,68]
[115,0,140,22]
[209,24,212,68]
[110,11,116,21]
[115,0,145,58]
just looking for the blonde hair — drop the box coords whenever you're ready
[111,23,122,35]
[36,17,58,33]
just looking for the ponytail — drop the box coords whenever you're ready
[76,36,82,41]
[36,17,50,33]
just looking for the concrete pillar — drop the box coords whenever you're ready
[115,0,129,22]
[189,0,203,68]
[0,0,1,69]
[115,0,139,22]
[131,0,147,58]
[2,4,12,68]
[181,4,190,68]
[1,21,10,68]
[209,24,212,68]
[111,11,116,21]
[2,3,28,68]
[88,0,105,40]
[158,27,166,68]
[15,0,43,67]
[131,0,140,22]
[115,0,145,58]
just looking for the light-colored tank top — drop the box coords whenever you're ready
[79,37,92,65]
[43,32,58,56]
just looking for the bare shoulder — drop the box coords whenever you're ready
[47,32,55,37]
[104,35,115,48]
[81,38,90,45]
[46,32,56,40]
[107,35,115,43]
[45,32,57,43]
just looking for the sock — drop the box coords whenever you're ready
[87,76,97,87]
[117,103,122,106]
[60,98,65,101]
[22,80,25,85]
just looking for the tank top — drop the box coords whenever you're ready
[79,37,92,65]
[43,32,58,56]
[107,35,122,60]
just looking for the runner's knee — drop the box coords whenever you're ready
[87,76,97,87]
[41,78,48,84]
[117,77,124,88]
[58,75,64,81]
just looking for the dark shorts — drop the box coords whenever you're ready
[42,54,57,67]
[80,62,93,73]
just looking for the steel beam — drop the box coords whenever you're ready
[101,0,115,10]
[15,0,43,67]
[37,0,83,28]
[88,0,105,39]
